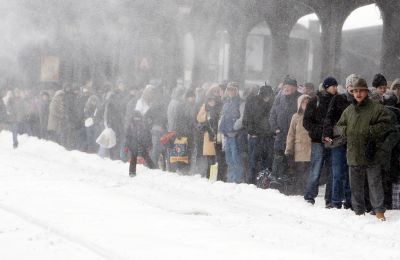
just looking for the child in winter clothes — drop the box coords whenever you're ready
[124,111,155,177]
[285,94,312,195]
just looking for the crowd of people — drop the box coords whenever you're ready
[1,73,400,221]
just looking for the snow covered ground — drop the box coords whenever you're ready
[0,131,399,260]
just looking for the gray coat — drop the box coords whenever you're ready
[269,91,301,151]
[47,90,65,133]
[167,87,185,132]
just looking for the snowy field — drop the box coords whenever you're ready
[0,131,399,260]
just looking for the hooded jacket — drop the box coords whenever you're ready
[47,90,65,133]
[269,91,301,151]
[242,94,273,137]
[285,95,311,162]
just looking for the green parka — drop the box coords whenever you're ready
[336,98,393,166]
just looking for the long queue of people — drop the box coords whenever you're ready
[1,74,400,221]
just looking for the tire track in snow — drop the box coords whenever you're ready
[0,202,127,260]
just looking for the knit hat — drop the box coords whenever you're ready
[372,73,387,88]
[258,84,273,98]
[283,75,297,87]
[322,77,338,89]
[345,74,360,88]
[352,78,369,90]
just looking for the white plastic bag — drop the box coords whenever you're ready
[96,127,116,149]
[84,117,94,127]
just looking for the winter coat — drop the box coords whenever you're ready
[167,87,186,132]
[144,102,168,132]
[269,91,301,151]
[323,93,353,139]
[125,112,152,153]
[47,90,65,133]
[285,95,312,162]
[104,92,124,136]
[175,101,195,138]
[64,91,79,130]
[197,101,221,156]
[303,90,335,143]
[75,93,90,129]
[38,98,50,134]
[219,96,241,137]
[336,98,393,166]
[6,96,28,123]
[124,95,138,128]
[84,95,100,120]
[243,95,273,137]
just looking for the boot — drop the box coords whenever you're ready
[376,212,386,221]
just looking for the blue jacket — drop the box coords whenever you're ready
[219,96,241,137]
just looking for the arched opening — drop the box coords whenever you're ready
[244,21,271,85]
[341,4,383,83]
[289,13,320,86]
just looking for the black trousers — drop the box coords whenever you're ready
[129,149,155,174]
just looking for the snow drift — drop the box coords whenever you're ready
[0,131,399,260]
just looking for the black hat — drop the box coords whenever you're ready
[258,84,273,97]
[283,75,297,87]
[322,77,338,89]
[372,73,387,88]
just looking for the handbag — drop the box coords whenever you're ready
[169,137,189,164]
[84,117,94,127]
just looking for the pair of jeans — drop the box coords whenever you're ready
[248,136,273,184]
[225,136,244,183]
[349,165,385,214]
[331,145,351,207]
[304,143,332,203]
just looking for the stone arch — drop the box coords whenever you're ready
[244,20,272,85]
[340,4,383,83]
[289,13,321,85]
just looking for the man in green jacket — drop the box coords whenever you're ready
[337,78,391,221]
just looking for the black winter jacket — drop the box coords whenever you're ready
[323,93,353,138]
[303,91,335,143]
[125,112,152,153]
[243,95,273,137]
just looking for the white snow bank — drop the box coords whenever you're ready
[0,131,399,260]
